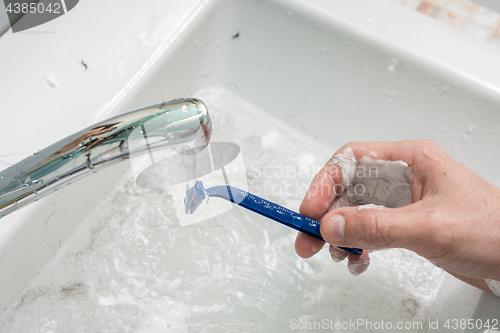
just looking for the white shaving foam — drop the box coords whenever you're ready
[348,157,411,209]
[358,204,388,211]
[332,147,357,187]
[486,279,500,297]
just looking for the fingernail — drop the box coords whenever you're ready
[329,245,348,262]
[348,258,370,276]
[324,214,345,244]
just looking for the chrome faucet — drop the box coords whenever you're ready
[0,98,212,218]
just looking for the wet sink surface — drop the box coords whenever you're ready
[1,0,500,331]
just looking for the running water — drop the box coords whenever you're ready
[181,153,198,190]
[0,88,444,333]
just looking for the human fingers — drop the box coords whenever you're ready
[346,250,370,276]
[319,203,427,252]
[295,232,325,258]
[328,246,370,276]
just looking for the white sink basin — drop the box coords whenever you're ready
[1,0,499,331]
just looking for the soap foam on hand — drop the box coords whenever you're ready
[326,147,412,211]
[0,88,445,332]
[348,156,412,209]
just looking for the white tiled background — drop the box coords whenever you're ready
[390,0,500,46]
[2,0,500,47]
[472,0,500,12]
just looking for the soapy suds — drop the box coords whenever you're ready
[327,149,411,211]
[486,279,500,297]
[348,157,411,208]
[331,147,357,187]
[0,88,443,332]
[358,204,387,210]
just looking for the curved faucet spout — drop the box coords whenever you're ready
[0,98,212,218]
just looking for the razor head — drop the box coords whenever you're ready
[184,180,208,214]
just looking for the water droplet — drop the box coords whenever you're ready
[467,123,476,133]
[24,177,32,185]
[43,73,60,88]
[386,58,398,72]
[79,140,85,146]
[182,105,190,112]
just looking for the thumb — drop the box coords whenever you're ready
[319,203,426,251]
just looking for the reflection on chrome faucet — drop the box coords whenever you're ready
[0,98,212,218]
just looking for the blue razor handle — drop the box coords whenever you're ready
[205,184,363,256]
